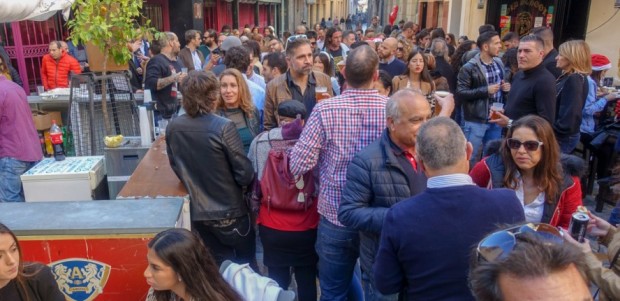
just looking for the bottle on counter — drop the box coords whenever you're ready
[50,120,65,161]
[38,132,49,157]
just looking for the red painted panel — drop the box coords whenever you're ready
[20,236,152,301]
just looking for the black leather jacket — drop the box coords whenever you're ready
[166,113,254,221]
[456,54,507,123]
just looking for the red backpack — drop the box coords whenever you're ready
[258,132,316,211]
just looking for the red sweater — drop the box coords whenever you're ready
[41,51,81,90]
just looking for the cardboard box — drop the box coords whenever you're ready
[32,111,62,131]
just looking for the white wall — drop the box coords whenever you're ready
[586,0,620,84]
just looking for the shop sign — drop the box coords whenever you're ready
[500,16,511,28]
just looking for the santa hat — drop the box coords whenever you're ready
[591,54,611,71]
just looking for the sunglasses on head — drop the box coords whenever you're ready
[506,138,543,151]
[287,34,307,43]
[477,223,562,263]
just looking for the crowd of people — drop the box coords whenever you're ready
[1,14,620,301]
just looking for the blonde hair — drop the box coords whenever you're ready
[558,40,591,75]
[217,68,255,115]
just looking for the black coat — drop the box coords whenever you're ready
[166,113,254,221]
[434,56,456,93]
[338,129,426,280]
[456,54,507,123]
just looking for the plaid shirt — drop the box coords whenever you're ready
[481,59,503,104]
[290,89,388,226]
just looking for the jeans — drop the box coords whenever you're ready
[193,214,258,271]
[316,217,361,301]
[361,271,399,301]
[0,158,35,202]
[557,133,581,154]
[462,121,502,166]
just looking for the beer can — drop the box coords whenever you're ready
[569,212,589,243]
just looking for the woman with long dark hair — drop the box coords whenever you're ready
[450,40,476,74]
[392,49,435,95]
[144,228,242,301]
[0,223,65,301]
[312,52,340,95]
[470,115,583,229]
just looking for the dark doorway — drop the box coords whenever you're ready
[485,0,591,47]
[420,2,428,28]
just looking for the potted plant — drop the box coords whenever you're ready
[67,0,157,136]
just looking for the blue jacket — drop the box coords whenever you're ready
[338,129,427,280]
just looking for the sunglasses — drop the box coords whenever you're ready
[477,223,562,263]
[287,34,307,44]
[397,47,404,51]
[506,138,543,151]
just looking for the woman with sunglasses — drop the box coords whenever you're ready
[0,223,65,300]
[145,228,243,301]
[470,115,584,229]
[392,49,435,97]
[395,38,413,63]
[217,69,261,154]
[312,52,340,95]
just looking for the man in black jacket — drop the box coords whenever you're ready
[166,71,256,269]
[338,89,454,301]
[531,26,562,79]
[493,35,556,127]
[456,31,509,166]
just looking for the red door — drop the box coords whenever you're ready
[1,13,67,93]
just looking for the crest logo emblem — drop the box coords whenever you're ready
[48,258,111,301]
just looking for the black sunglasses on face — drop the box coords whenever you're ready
[397,47,404,51]
[506,138,543,151]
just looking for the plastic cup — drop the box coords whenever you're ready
[37,85,45,95]
[433,91,450,115]
[491,102,504,119]
[315,86,329,102]
[181,67,188,73]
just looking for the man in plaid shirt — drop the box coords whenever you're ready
[456,31,510,167]
[290,45,386,301]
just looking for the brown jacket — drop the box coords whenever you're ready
[585,226,620,301]
[178,47,205,72]
[392,75,434,95]
[263,71,333,130]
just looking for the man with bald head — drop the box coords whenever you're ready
[374,117,524,300]
[378,37,406,79]
[339,89,454,301]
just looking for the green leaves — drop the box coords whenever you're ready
[68,0,158,67]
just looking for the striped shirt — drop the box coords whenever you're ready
[289,89,388,226]
[427,173,475,188]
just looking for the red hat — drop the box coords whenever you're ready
[591,54,611,71]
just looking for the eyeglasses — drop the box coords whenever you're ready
[477,223,562,263]
[310,42,316,45]
[506,138,544,151]
[397,47,404,51]
[203,36,209,40]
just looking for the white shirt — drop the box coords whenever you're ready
[427,173,475,188]
[514,176,545,223]
[190,49,202,71]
